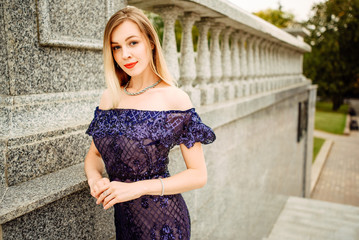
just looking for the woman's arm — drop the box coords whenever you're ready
[84,140,110,199]
[143,142,207,194]
[84,89,113,199]
[99,142,207,209]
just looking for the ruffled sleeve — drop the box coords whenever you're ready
[85,107,126,139]
[174,109,216,149]
[85,107,100,137]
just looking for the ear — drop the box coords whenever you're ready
[151,43,154,50]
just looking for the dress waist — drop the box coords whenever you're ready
[111,170,170,182]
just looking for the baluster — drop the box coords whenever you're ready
[195,17,213,105]
[253,37,262,93]
[221,27,233,100]
[210,22,225,103]
[231,31,242,98]
[246,35,256,95]
[261,40,269,92]
[155,6,183,81]
[179,12,200,106]
[239,31,249,96]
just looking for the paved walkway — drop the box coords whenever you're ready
[312,130,359,207]
[264,196,359,240]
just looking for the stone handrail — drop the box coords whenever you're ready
[130,0,311,106]
[0,0,314,237]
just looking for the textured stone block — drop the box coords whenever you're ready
[7,131,91,186]
[3,0,104,95]
[5,89,101,138]
[0,105,11,137]
[1,189,115,240]
[36,0,120,49]
[0,1,9,96]
[0,140,6,199]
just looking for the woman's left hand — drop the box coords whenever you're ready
[96,181,143,209]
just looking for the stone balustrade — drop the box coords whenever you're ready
[0,0,314,239]
[134,0,310,107]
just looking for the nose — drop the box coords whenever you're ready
[122,46,131,59]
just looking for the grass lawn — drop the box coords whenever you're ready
[315,102,348,135]
[313,137,325,163]
[313,101,348,164]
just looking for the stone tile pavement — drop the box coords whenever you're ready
[311,130,359,207]
[264,196,359,240]
[264,128,359,240]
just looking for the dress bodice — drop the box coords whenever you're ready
[86,107,216,182]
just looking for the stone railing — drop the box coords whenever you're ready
[0,0,314,239]
[131,0,310,107]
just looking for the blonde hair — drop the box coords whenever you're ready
[103,6,176,107]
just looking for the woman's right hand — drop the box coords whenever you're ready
[88,177,111,199]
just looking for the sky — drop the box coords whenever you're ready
[226,0,324,21]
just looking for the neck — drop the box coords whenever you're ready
[128,68,159,91]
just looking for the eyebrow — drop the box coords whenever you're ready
[111,35,139,44]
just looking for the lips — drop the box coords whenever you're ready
[124,61,138,69]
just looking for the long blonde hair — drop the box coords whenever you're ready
[103,6,176,107]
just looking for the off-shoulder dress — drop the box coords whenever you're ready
[86,107,216,240]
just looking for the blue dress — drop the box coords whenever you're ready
[86,107,216,240]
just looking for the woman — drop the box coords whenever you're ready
[84,6,216,240]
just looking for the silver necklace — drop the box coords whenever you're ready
[124,79,162,96]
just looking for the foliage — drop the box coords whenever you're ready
[315,101,348,134]
[253,3,295,28]
[303,0,359,110]
[313,137,325,163]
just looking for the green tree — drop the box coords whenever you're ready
[253,3,295,28]
[303,0,359,110]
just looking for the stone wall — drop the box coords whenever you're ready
[0,0,315,239]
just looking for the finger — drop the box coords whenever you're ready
[94,183,110,199]
[103,193,115,207]
[96,191,106,204]
[96,189,110,204]
[104,197,118,210]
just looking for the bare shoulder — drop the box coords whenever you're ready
[99,88,113,110]
[162,86,193,110]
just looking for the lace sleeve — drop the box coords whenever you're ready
[175,109,216,149]
[85,107,125,139]
[85,107,100,137]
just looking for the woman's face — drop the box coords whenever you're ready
[111,20,153,77]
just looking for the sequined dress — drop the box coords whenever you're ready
[86,106,216,240]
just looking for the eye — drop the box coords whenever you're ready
[130,41,138,46]
[112,46,121,50]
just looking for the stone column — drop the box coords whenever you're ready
[259,40,268,92]
[269,43,276,90]
[231,31,242,98]
[155,6,183,81]
[259,39,267,93]
[253,37,262,94]
[239,31,249,96]
[195,17,213,105]
[221,27,233,100]
[263,41,272,91]
[210,22,225,103]
[246,35,256,95]
[179,12,200,106]
[272,44,279,89]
